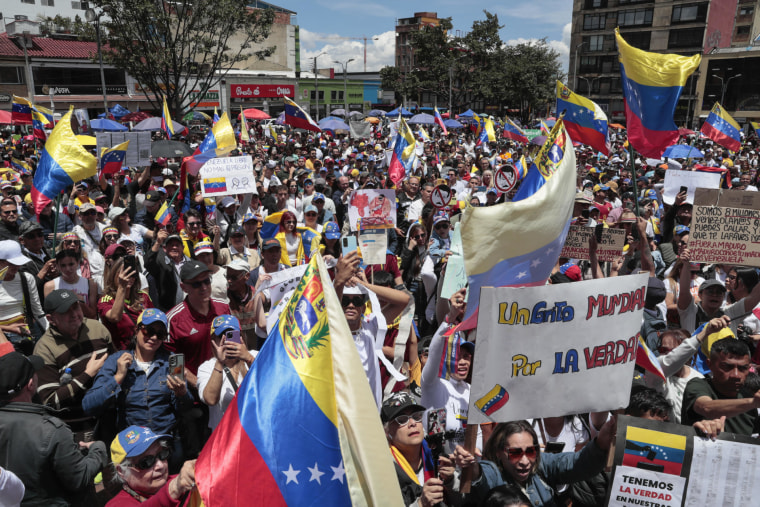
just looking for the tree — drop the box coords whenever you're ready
[93,0,275,117]
[502,39,564,123]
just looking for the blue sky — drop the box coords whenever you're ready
[287,0,573,73]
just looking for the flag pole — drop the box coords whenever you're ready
[628,145,641,217]
[52,193,61,252]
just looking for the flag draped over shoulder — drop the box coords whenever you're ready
[195,254,403,506]
[162,98,175,139]
[182,113,237,175]
[616,28,701,159]
[31,110,97,216]
[434,107,448,135]
[556,81,610,155]
[388,116,417,184]
[502,116,528,144]
[284,97,321,132]
[454,120,576,332]
[700,102,741,152]
[99,141,129,175]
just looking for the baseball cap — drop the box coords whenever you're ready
[137,308,168,328]
[19,221,42,237]
[242,211,262,223]
[110,425,172,465]
[433,211,450,226]
[104,244,127,258]
[228,225,246,236]
[593,184,609,192]
[559,262,582,282]
[79,203,96,213]
[323,221,341,240]
[108,207,127,220]
[674,225,690,236]
[313,193,325,202]
[165,234,183,245]
[180,259,210,281]
[0,352,44,401]
[145,190,162,204]
[211,315,241,336]
[0,240,30,266]
[261,238,281,251]
[193,240,214,256]
[219,196,237,209]
[381,392,426,423]
[304,204,318,214]
[699,279,726,293]
[43,289,80,314]
[226,258,251,273]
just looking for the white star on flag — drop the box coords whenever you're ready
[331,461,345,484]
[308,462,324,484]
[530,258,542,268]
[516,271,527,279]
[283,464,300,484]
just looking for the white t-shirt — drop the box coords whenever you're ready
[0,466,25,507]
[197,355,257,430]
[121,224,150,253]
[73,223,104,256]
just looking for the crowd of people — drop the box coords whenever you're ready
[0,114,759,507]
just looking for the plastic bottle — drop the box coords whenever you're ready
[60,368,73,385]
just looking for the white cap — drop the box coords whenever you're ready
[0,240,30,265]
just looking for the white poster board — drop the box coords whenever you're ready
[199,155,256,197]
[255,264,308,306]
[359,229,388,265]
[348,189,396,231]
[96,132,152,167]
[440,224,466,299]
[609,466,685,507]
[662,170,721,205]
[469,274,648,423]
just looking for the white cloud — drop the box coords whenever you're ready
[494,0,572,27]
[300,30,396,72]
[506,22,571,73]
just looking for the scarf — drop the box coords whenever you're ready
[390,440,435,486]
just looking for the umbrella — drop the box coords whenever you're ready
[0,111,11,124]
[121,111,152,123]
[678,127,696,136]
[110,104,131,119]
[530,135,547,146]
[458,109,476,118]
[408,113,435,125]
[275,112,286,125]
[241,108,270,120]
[443,119,463,128]
[133,117,185,132]
[151,140,194,158]
[348,111,363,117]
[183,111,212,122]
[330,109,347,116]
[319,119,349,132]
[609,123,626,130]
[90,118,128,132]
[365,117,381,124]
[544,119,556,127]
[663,144,703,159]
[76,135,97,146]
[318,116,343,124]
[368,109,387,117]
[386,107,414,117]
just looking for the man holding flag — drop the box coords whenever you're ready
[389,115,417,184]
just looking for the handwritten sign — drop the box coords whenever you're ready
[689,188,760,267]
[469,274,647,423]
[348,189,396,231]
[561,225,627,262]
[609,466,685,507]
[256,264,308,306]
[662,170,721,205]
[199,155,256,197]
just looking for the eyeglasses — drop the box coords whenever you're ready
[504,445,539,462]
[187,222,202,228]
[341,295,366,308]
[131,448,171,471]
[413,234,426,240]
[140,325,167,340]
[393,410,424,427]
[188,278,211,289]
[64,240,80,245]
[1,210,17,215]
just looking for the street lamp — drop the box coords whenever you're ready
[85,8,109,116]
[574,41,587,90]
[334,58,354,114]
[711,73,742,107]
[313,52,326,120]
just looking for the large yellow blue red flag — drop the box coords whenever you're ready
[388,115,417,184]
[182,112,236,175]
[195,254,403,506]
[616,28,700,158]
[556,81,610,155]
[99,141,130,175]
[502,116,528,144]
[434,106,448,135]
[454,120,576,332]
[161,97,175,139]
[700,102,741,152]
[31,109,97,216]
[11,96,33,125]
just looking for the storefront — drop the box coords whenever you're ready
[229,83,294,117]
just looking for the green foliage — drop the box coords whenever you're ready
[92,0,275,117]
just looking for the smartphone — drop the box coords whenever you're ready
[169,353,185,381]
[581,209,590,219]
[224,329,242,344]
[679,185,688,195]
[595,223,604,242]
[544,441,566,454]
[341,235,358,254]
[123,254,138,275]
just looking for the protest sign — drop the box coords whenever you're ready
[662,170,721,205]
[348,189,396,231]
[441,224,467,299]
[494,166,518,193]
[609,466,685,507]
[199,155,256,197]
[431,185,452,209]
[561,225,627,262]
[469,274,648,423]
[689,188,760,266]
[359,229,388,265]
[96,132,152,167]
[255,264,308,307]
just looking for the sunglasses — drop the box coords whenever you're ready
[82,210,97,216]
[504,445,539,462]
[64,240,80,245]
[341,295,366,308]
[187,222,202,227]
[1,210,17,215]
[188,278,211,289]
[413,234,426,240]
[131,448,171,471]
[283,220,296,225]
[435,223,450,230]
[105,234,120,240]
[394,410,424,427]
[140,325,167,339]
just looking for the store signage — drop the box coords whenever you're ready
[231,84,294,98]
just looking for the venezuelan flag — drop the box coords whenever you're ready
[438,331,464,380]
[260,210,285,240]
[31,110,49,141]
[154,201,171,226]
[475,385,509,416]
[11,96,33,125]
[418,126,430,142]
[239,106,250,143]
[34,104,54,126]
[10,158,31,175]
[161,97,175,139]
[388,116,417,184]
[453,120,576,333]
[700,102,741,152]
[213,106,220,125]
[195,255,403,506]
[434,106,448,135]
[484,117,497,143]
[540,120,550,134]
[616,28,701,159]
[503,116,528,144]
[556,81,610,155]
[182,112,237,175]
[284,97,321,132]
[752,121,760,136]
[623,425,686,476]
[99,141,130,174]
[297,225,322,260]
[202,177,227,194]
[635,335,666,381]
[31,109,97,216]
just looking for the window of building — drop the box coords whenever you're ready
[71,1,89,9]
[41,0,54,5]
[21,0,35,4]
[618,8,653,27]
[330,90,344,101]
[668,28,704,48]
[0,67,24,84]
[618,0,650,4]
[671,3,708,24]
[579,56,599,73]
[583,14,606,30]
[309,91,324,100]
[736,25,751,36]
[622,31,651,50]
[585,35,605,51]
[584,0,607,8]
[739,6,754,17]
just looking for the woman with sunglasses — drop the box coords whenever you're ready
[109,207,154,255]
[454,418,616,506]
[44,249,99,319]
[197,315,257,430]
[275,210,312,267]
[401,222,431,334]
[84,309,193,465]
[99,226,122,256]
[55,231,95,280]
[107,425,196,506]
[98,257,153,350]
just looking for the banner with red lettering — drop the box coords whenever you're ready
[230,84,295,99]
[469,274,648,423]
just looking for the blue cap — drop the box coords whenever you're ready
[313,192,326,202]
[211,315,241,336]
[674,225,690,236]
[323,221,341,239]
[137,308,167,328]
[110,425,171,465]
[304,204,318,214]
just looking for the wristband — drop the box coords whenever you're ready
[214,368,223,374]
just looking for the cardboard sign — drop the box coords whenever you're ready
[348,189,396,231]
[95,132,152,167]
[199,155,256,197]
[689,188,760,266]
[561,225,627,262]
[359,229,388,265]
[431,185,452,209]
[494,165,518,192]
[662,170,721,205]
[469,275,647,423]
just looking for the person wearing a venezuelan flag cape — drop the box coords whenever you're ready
[334,251,411,409]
